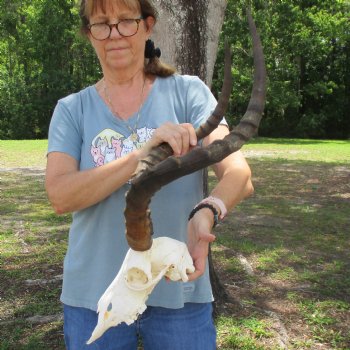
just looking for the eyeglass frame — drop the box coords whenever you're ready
[87,17,144,40]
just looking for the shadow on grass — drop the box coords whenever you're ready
[210,157,350,349]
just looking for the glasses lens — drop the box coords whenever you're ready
[117,19,139,37]
[90,23,110,40]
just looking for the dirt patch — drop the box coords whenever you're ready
[0,167,45,176]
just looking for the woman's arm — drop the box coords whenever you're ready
[187,124,254,281]
[203,125,254,211]
[45,122,197,214]
[45,150,141,214]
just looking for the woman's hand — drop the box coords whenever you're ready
[138,122,197,159]
[187,208,216,281]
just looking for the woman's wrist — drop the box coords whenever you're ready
[188,203,219,228]
[199,196,227,219]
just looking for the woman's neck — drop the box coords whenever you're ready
[103,68,145,89]
[97,69,155,120]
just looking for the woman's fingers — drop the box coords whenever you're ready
[151,122,197,156]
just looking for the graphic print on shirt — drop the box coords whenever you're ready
[91,127,155,167]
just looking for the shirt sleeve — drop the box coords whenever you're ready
[185,76,228,128]
[47,98,83,162]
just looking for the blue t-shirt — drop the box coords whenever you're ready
[48,74,222,311]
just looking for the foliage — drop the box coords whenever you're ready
[0,0,349,139]
[213,0,350,139]
[0,0,100,139]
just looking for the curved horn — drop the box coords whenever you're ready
[125,9,267,251]
[135,40,233,175]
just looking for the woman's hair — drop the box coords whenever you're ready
[79,0,176,77]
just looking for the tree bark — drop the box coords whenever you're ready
[150,0,229,308]
[151,0,227,87]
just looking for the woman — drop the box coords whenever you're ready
[45,0,253,349]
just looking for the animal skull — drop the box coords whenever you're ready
[87,237,195,344]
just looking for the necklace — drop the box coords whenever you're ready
[103,76,146,144]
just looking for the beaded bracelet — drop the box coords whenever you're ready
[188,203,219,228]
[199,196,227,219]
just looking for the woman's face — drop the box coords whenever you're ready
[88,2,154,75]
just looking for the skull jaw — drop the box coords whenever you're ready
[87,237,195,345]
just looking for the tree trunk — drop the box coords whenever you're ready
[151,0,229,310]
[151,0,227,87]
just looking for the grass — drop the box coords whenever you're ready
[245,137,350,163]
[0,173,68,350]
[1,138,350,167]
[0,140,48,168]
[0,138,349,349]
[217,316,273,350]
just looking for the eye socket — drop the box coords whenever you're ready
[107,302,113,312]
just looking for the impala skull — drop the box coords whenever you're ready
[88,9,266,344]
[87,237,195,344]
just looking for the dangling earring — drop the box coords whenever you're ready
[145,39,161,59]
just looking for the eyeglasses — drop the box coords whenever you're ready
[88,18,144,40]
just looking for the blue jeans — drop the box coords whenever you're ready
[63,302,216,350]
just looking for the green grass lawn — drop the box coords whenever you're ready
[1,138,350,168]
[0,138,349,349]
[0,140,48,168]
[245,137,350,163]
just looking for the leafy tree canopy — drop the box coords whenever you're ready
[0,0,349,139]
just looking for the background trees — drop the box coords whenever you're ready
[0,0,99,139]
[0,0,349,139]
[213,0,350,139]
